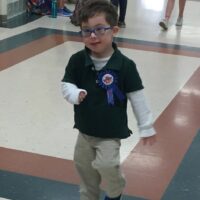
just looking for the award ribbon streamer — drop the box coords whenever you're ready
[97,70,125,105]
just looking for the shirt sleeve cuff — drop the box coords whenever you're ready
[61,82,87,105]
[139,127,156,137]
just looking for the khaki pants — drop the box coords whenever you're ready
[74,133,126,200]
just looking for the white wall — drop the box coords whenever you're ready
[0,0,26,19]
[0,0,8,15]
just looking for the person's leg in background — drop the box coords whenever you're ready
[58,0,65,8]
[159,0,186,30]
[118,0,127,28]
[164,0,175,21]
[111,0,119,7]
[111,0,127,28]
[159,0,175,30]
[176,0,186,26]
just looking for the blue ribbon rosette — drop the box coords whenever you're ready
[97,70,125,105]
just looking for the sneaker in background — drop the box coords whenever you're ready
[57,8,72,17]
[63,6,72,14]
[118,21,126,28]
[159,19,168,30]
[176,16,183,26]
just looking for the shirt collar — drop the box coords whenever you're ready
[84,42,123,71]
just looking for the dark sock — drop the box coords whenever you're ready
[104,194,121,200]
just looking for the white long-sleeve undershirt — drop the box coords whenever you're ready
[61,82,87,105]
[127,91,156,137]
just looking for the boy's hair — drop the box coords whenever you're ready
[78,0,118,27]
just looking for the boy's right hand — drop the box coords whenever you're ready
[78,91,87,103]
[142,135,157,146]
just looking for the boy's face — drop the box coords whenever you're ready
[81,13,119,58]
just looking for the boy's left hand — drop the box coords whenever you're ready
[141,135,157,146]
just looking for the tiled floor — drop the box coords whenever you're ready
[0,0,200,199]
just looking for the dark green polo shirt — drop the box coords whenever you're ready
[62,43,144,139]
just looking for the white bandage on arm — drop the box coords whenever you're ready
[127,90,156,137]
[61,82,87,105]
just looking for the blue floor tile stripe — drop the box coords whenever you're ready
[0,13,42,29]
[1,27,200,54]
[0,170,79,200]
[0,169,145,200]
[162,129,200,200]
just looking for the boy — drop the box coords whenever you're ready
[61,0,156,199]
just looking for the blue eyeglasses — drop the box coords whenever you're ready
[80,26,112,37]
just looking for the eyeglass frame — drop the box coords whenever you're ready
[80,26,113,37]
